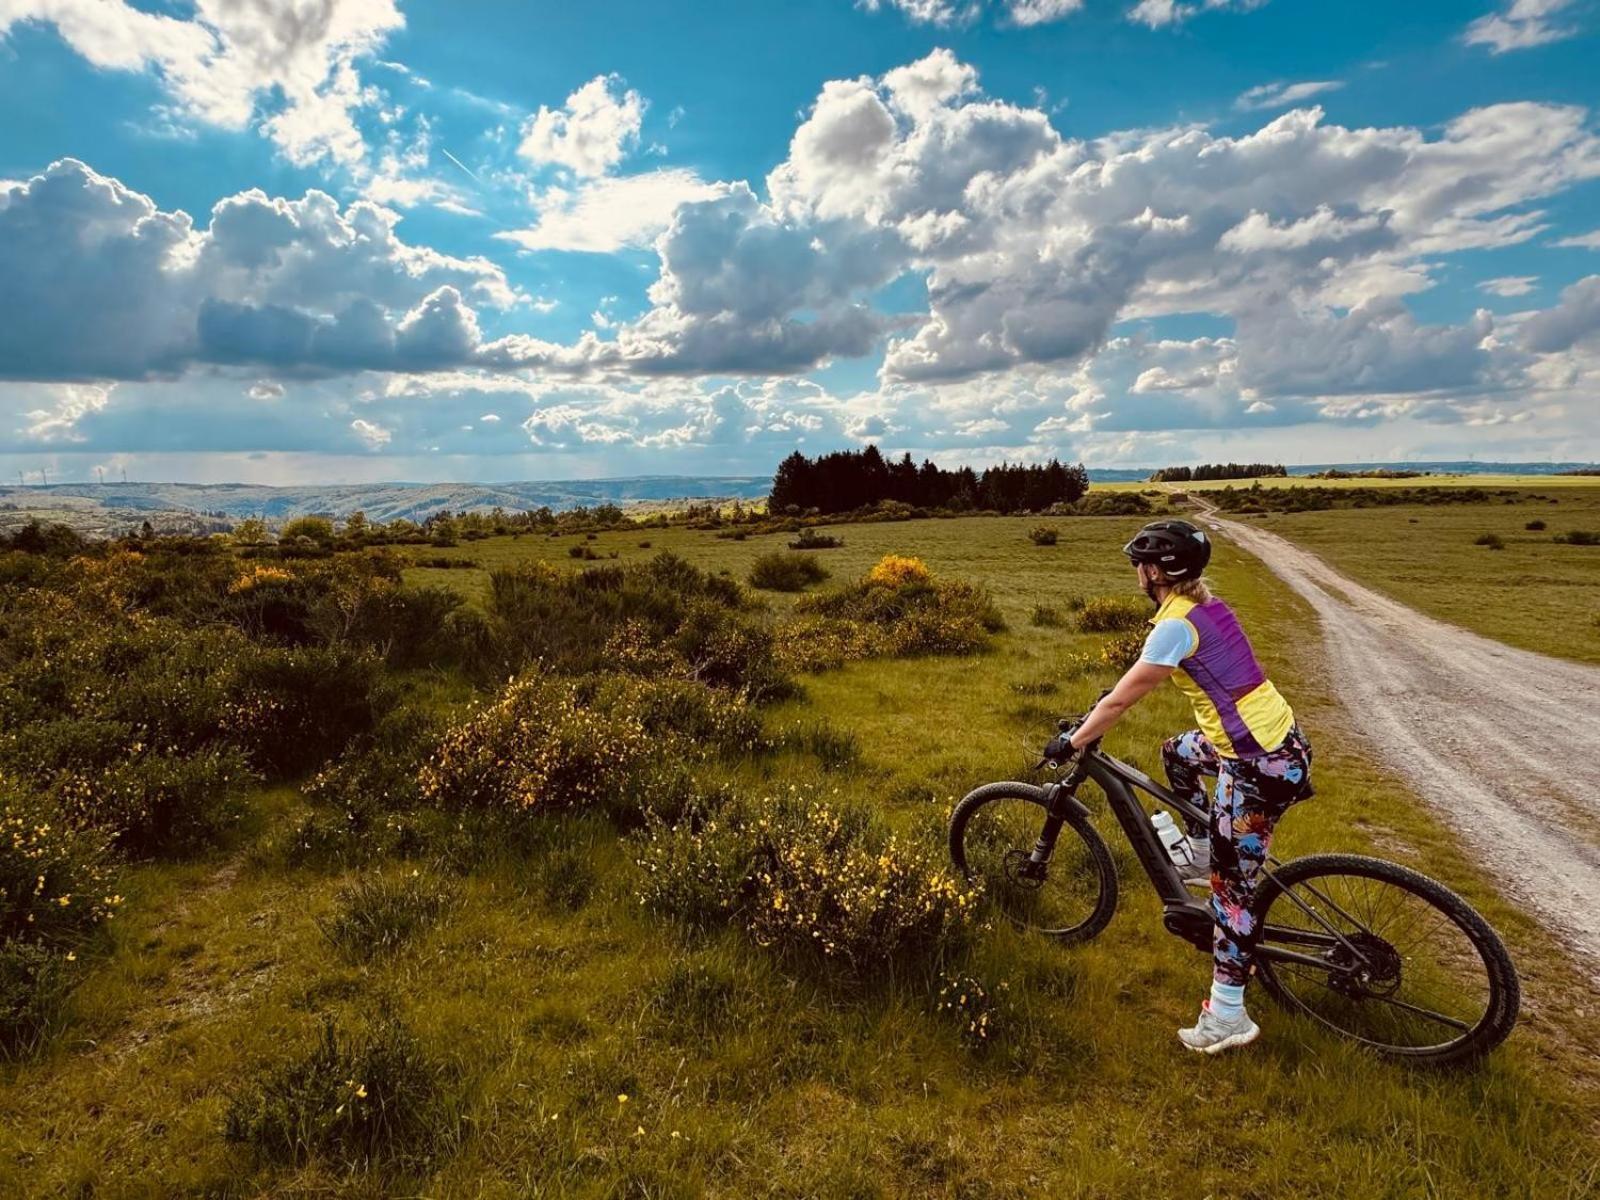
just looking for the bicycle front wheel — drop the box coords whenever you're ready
[949,782,1118,943]
[1253,853,1519,1066]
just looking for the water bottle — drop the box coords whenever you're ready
[1150,811,1192,867]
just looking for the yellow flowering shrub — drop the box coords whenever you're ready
[1,779,120,947]
[866,553,932,589]
[227,565,294,594]
[420,672,744,823]
[1099,633,1145,672]
[636,792,979,977]
[783,559,1004,670]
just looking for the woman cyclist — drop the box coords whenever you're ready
[1053,519,1312,1053]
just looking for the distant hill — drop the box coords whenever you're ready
[0,476,771,537]
[3,462,1595,538]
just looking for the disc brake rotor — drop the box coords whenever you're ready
[1327,931,1403,999]
[1002,848,1048,890]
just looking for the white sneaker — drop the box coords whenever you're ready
[1178,1003,1260,1054]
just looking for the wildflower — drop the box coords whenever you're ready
[617,1093,629,1104]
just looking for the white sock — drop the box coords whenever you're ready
[1187,835,1210,862]
[1209,980,1246,1023]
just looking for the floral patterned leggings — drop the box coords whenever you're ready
[1161,726,1313,987]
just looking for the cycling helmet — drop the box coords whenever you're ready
[1122,519,1211,579]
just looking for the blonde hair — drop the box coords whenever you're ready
[1162,575,1213,604]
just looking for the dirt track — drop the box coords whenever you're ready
[1199,503,1600,978]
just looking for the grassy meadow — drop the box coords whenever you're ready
[2,512,1598,1198]
[1233,487,1600,665]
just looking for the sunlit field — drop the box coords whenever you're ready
[1238,488,1600,665]
[2,512,1596,1199]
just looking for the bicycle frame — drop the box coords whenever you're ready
[1046,746,1367,972]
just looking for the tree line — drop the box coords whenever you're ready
[769,446,1090,515]
[1148,462,1287,482]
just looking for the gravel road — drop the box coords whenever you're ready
[1200,503,1600,977]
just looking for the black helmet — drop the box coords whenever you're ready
[1122,519,1211,579]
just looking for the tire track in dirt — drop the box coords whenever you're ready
[1195,499,1600,979]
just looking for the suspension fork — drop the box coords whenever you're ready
[1027,770,1093,867]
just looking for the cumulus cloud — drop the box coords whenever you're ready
[517,74,643,178]
[0,0,403,166]
[1234,80,1343,111]
[1521,276,1600,352]
[748,57,1600,388]
[0,158,514,381]
[1463,0,1579,54]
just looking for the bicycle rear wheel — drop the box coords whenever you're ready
[949,782,1118,943]
[1253,853,1519,1066]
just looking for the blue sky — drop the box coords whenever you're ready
[2,0,1598,484]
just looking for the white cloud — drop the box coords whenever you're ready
[1234,80,1344,111]
[365,117,469,212]
[0,0,404,167]
[1552,229,1600,249]
[498,169,718,253]
[1463,0,1579,54]
[350,417,392,449]
[0,158,515,381]
[517,74,643,178]
[1006,0,1085,25]
[859,0,1088,26]
[1478,275,1539,297]
[1128,0,1270,29]
[858,0,967,26]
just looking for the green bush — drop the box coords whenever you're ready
[223,1013,460,1169]
[788,529,843,550]
[53,746,254,858]
[319,870,458,961]
[1061,492,1152,517]
[1555,529,1600,546]
[1525,519,1547,531]
[1028,526,1059,546]
[671,601,795,703]
[789,556,1004,664]
[748,551,829,592]
[575,673,763,757]
[1076,596,1148,633]
[1029,605,1064,628]
[0,940,73,1058]
[222,643,388,778]
[636,793,977,979]
[485,554,751,679]
[1474,533,1506,550]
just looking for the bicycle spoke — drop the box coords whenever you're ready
[1259,863,1499,1054]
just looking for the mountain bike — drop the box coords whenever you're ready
[948,720,1520,1065]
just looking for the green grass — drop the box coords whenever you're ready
[3,517,1598,1197]
[1240,487,1600,664]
